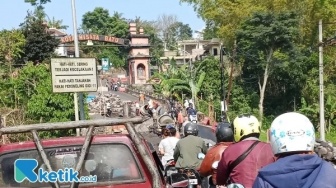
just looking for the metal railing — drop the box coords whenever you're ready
[0,116,161,188]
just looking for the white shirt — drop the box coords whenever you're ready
[158,137,179,166]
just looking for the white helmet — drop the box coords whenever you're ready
[269,112,315,155]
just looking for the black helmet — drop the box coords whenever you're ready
[216,122,234,143]
[184,123,198,136]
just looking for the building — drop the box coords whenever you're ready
[159,38,222,70]
[46,27,70,57]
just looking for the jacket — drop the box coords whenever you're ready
[199,142,233,184]
[173,135,208,168]
[253,154,336,188]
[216,138,275,188]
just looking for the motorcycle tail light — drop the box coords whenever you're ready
[212,161,219,169]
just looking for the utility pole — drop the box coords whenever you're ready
[220,43,227,122]
[318,19,325,141]
[71,0,85,136]
[227,40,237,104]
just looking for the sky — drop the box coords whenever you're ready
[0,0,205,37]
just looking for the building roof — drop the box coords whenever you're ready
[177,38,222,46]
[47,28,67,37]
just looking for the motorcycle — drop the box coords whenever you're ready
[166,153,208,187]
[164,159,178,183]
[189,114,198,123]
[168,173,189,188]
[167,167,201,188]
[176,153,205,188]
[151,113,176,136]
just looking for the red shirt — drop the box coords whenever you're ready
[177,112,184,124]
[216,139,275,188]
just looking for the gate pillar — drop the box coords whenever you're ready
[128,23,151,85]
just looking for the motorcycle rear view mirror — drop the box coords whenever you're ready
[197,153,205,159]
[170,173,189,187]
[227,183,245,188]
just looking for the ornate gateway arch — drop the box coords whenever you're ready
[58,23,151,85]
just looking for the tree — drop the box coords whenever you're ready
[0,30,26,74]
[155,14,178,39]
[0,62,77,123]
[18,10,60,64]
[151,59,206,109]
[202,20,219,40]
[48,17,68,29]
[24,0,50,5]
[193,56,225,101]
[153,19,194,52]
[170,22,193,41]
[81,8,129,68]
[181,0,262,46]
[82,8,128,37]
[236,11,300,124]
[181,0,336,47]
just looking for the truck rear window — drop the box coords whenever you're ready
[0,143,143,187]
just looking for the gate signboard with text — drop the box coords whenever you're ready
[51,58,98,93]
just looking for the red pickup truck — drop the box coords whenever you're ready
[0,117,167,188]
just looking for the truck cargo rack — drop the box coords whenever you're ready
[0,116,161,188]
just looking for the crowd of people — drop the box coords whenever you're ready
[136,93,336,187]
[157,111,336,188]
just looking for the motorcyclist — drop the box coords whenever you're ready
[253,112,336,188]
[173,122,208,169]
[181,117,190,136]
[187,103,197,116]
[199,121,234,187]
[187,103,197,122]
[159,125,180,167]
[216,114,275,188]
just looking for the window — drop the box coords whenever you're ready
[213,48,218,56]
[0,144,143,187]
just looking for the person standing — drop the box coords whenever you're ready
[139,92,145,106]
[159,125,180,166]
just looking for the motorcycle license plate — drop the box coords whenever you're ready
[167,170,177,176]
[189,179,198,184]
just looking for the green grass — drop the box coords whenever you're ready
[260,130,268,142]
[315,131,336,144]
